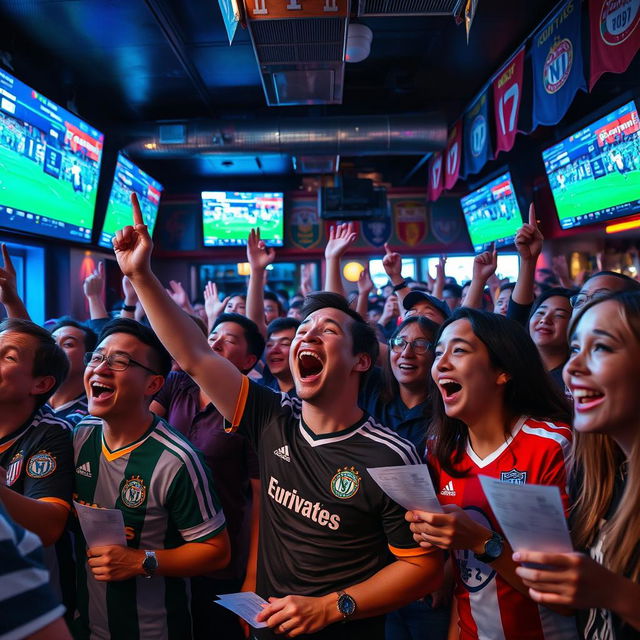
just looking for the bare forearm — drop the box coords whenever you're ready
[462,279,486,309]
[247,268,268,338]
[512,260,536,306]
[356,292,368,318]
[0,486,67,546]
[242,479,261,591]
[3,297,31,320]
[155,535,231,577]
[86,295,108,320]
[324,258,345,297]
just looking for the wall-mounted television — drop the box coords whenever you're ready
[542,100,640,230]
[99,154,163,248]
[202,191,284,247]
[319,177,389,220]
[0,68,104,243]
[460,171,523,253]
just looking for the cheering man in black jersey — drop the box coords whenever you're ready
[112,195,443,640]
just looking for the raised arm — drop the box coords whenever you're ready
[113,194,243,420]
[120,275,139,319]
[0,244,30,320]
[463,246,497,309]
[356,267,374,319]
[512,204,543,307]
[246,228,275,338]
[165,280,195,315]
[382,243,408,307]
[433,256,446,301]
[323,222,357,297]
[203,281,229,332]
[83,261,109,320]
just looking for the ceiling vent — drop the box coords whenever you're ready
[357,0,463,16]
[244,0,349,105]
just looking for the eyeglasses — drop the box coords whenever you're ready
[84,352,158,375]
[389,337,433,354]
[569,289,610,309]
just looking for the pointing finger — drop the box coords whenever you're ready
[131,192,144,227]
[528,203,537,227]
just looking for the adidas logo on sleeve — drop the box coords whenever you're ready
[75,461,92,478]
[273,445,291,462]
[440,480,456,496]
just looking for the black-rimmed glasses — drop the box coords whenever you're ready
[389,337,433,354]
[84,352,159,375]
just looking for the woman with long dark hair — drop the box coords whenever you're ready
[515,291,640,638]
[407,307,578,640]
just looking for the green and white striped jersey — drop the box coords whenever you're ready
[72,414,226,640]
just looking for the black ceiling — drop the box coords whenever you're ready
[0,0,624,190]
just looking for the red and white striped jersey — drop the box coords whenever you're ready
[428,415,578,640]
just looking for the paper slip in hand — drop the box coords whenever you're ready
[367,465,443,513]
[479,476,573,553]
[74,501,126,548]
[215,592,268,628]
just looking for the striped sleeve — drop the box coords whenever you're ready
[0,506,64,640]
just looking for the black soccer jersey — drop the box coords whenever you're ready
[0,405,73,508]
[228,378,428,603]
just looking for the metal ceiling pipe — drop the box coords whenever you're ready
[125,113,447,158]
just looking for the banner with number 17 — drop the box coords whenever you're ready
[492,46,525,157]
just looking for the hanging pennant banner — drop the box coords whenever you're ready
[531,0,586,128]
[463,91,493,177]
[589,0,640,90]
[427,152,444,202]
[444,120,463,190]
[493,46,525,156]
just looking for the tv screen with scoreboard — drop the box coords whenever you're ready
[202,191,284,247]
[460,172,523,252]
[542,100,640,230]
[0,68,104,243]
[99,154,163,248]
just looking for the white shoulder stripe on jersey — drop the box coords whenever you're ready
[153,424,219,521]
[360,426,419,466]
[521,424,572,466]
[297,420,367,447]
[72,418,101,453]
[180,514,226,542]
[465,415,527,469]
[280,393,301,418]
[364,419,423,464]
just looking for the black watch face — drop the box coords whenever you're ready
[338,594,356,616]
[485,537,503,559]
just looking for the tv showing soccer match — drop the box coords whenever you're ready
[202,191,284,247]
[542,100,640,230]
[0,68,104,243]
[460,172,523,253]
[99,154,163,248]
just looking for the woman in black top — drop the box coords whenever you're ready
[514,291,640,638]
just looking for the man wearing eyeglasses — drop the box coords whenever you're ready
[72,318,230,640]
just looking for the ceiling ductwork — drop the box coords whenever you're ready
[126,114,447,160]
[357,0,463,16]
[244,0,350,106]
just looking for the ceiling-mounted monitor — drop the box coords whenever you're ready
[202,191,284,247]
[460,171,523,253]
[542,100,640,230]
[99,154,163,248]
[0,68,104,243]
[319,177,389,220]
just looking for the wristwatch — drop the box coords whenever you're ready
[473,531,504,564]
[336,590,357,620]
[392,280,408,292]
[142,550,158,578]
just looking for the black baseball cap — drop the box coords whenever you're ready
[402,291,451,321]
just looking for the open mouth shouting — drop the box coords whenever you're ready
[297,350,324,382]
[438,378,462,403]
[571,387,605,412]
[89,380,115,403]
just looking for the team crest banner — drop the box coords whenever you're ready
[430,200,464,245]
[531,0,586,128]
[427,152,444,202]
[463,91,493,177]
[492,46,525,156]
[444,120,463,190]
[362,217,391,247]
[394,200,427,246]
[589,0,640,89]
[288,198,321,249]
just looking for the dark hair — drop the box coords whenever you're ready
[584,270,640,292]
[528,287,574,319]
[212,313,266,370]
[267,317,300,338]
[499,282,516,293]
[300,292,379,383]
[49,317,98,352]
[430,308,571,478]
[0,318,69,408]
[264,291,284,316]
[289,300,303,311]
[97,318,172,378]
[443,284,463,298]
[381,315,439,406]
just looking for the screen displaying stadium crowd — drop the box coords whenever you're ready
[2,191,640,640]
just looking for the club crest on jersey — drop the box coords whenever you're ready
[5,451,24,486]
[26,451,56,479]
[121,475,147,508]
[543,37,573,94]
[330,467,360,500]
[500,468,527,485]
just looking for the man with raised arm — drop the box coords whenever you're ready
[112,195,443,639]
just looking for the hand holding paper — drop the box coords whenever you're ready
[367,465,443,513]
[215,592,268,628]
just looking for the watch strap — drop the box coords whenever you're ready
[473,531,504,563]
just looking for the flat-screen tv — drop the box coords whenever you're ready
[202,191,284,247]
[0,68,104,243]
[460,171,523,252]
[542,100,640,230]
[99,154,163,248]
